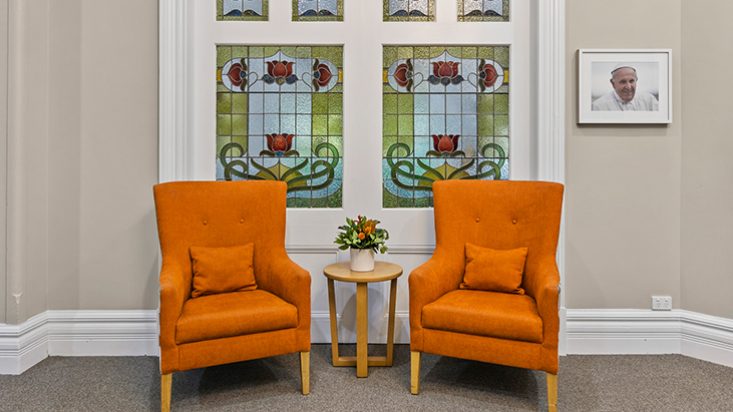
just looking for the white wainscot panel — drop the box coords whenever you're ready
[288,251,338,343]
[289,247,432,343]
[380,252,433,344]
[290,249,433,344]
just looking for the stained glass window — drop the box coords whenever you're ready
[217,0,268,21]
[293,0,343,21]
[458,0,510,22]
[384,0,435,22]
[382,45,510,208]
[217,45,344,208]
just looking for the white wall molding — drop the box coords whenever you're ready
[158,0,189,182]
[537,0,567,355]
[0,310,158,375]
[566,309,733,367]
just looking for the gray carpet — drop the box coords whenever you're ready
[0,344,731,411]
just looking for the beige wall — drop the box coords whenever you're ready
[6,0,158,323]
[47,0,82,312]
[0,0,9,323]
[680,1,733,318]
[0,0,8,323]
[2,0,731,324]
[566,0,733,317]
[6,0,51,323]
[76,0,159,310]
[565,0,683,309]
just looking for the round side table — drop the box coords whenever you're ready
[323,261,403,378]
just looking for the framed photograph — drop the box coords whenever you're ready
[578,49,672,124]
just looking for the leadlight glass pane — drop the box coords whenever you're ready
[293,0,344,21]
[217,0,269,21]
[382,45,510,208]
[217,45,344,208]
[457,0,510,22]
[383,0,435,22]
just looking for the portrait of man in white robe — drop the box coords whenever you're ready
[591,63,659,112]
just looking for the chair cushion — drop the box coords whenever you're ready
[190,244,257,298]
[422,290,543,343]
[461,243,527,294]
[176,290,298,344]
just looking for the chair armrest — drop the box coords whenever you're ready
[525,259,560,346]
[408,250,463,330]
[258,253,311,328]
[159,262,187,350]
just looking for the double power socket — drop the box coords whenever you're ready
[651,295,673,311]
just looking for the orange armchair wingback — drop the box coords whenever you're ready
[153,181,311,411]
[409,180,563,411]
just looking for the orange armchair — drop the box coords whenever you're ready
[153,181,311,411]
[409,180,564,411]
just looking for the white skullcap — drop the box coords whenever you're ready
[611,64,637,75]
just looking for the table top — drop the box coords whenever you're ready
[323,261,403,283]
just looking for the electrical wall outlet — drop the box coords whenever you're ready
[651,295,672,311]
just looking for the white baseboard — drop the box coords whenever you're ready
[0,312,49,375]
[2,308,731,374]
[45,310,159,357]
[0,310,158,375]
[566,309,733,367]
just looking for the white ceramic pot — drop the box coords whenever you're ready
[349,248,375,272]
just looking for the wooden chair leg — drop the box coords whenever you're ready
[161,373,172,412]
[410,351,421,395]
[546,372,558,412]
[300,351,310,395]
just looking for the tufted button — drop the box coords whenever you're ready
[202,220,208,225]
[475,217,480,223]
[512,219,518,224]
[239,218,244,224]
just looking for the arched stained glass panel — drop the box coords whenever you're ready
[458,0,510,22]
[383,0,435,22]
[217,0,268,21]
[293,0,343,21]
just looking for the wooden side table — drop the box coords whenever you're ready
[323,261,403,378]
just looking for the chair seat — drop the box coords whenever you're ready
[176,290,298,344]
[422,290,543,343]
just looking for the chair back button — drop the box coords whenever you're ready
[512,219,518,224]
[475,217,480,223]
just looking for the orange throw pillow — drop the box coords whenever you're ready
[461,243,528,294]
[189,244,257,298]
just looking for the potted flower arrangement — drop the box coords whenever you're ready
[334,215,389,272]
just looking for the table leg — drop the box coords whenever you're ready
[327,278,340,366]
[356,282,368,378]
[386,278,397,366]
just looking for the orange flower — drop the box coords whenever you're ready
[358,232,365,240]
[364,220,376,235]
